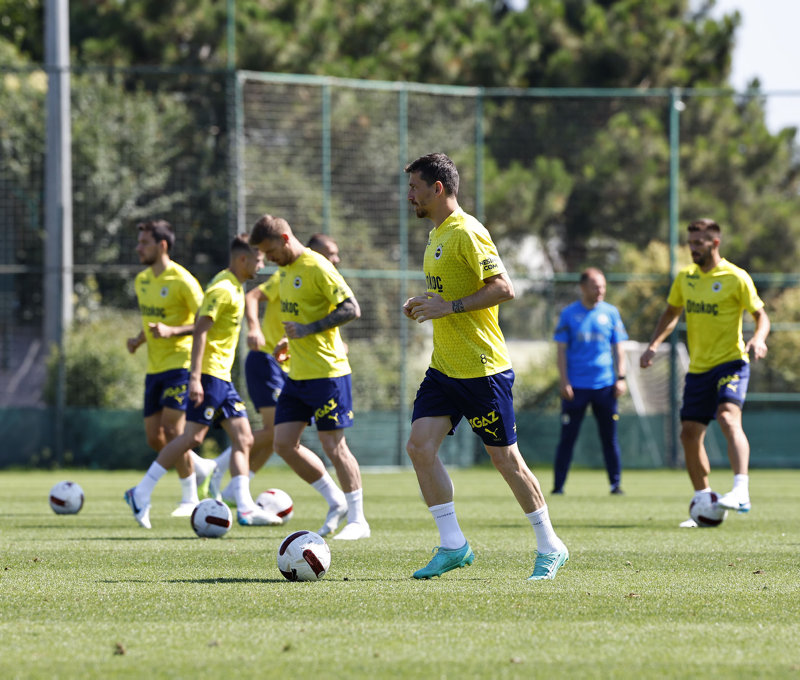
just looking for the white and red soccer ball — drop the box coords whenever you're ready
[49,481,84,514]
[191,498,233,538]
[256,488,294,523]
[277,530,331,581]
[689,491,728,527]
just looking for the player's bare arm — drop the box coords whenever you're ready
[639,304,683,368]
[282,297,361,339]
[148,321,195,339]
[745,307,770,360]
[126,330,146,354]
[188,315,213,406]
[245,286,267,350]
[406,273,514,324]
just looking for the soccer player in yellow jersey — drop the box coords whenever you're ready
[403,152,568,580]
[250,215,369,540]
[640,219,770,526]
[207,234,344,501]
[126,220,216,517]
[125,235,281,528]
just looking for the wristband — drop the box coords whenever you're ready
[617,376,626,381]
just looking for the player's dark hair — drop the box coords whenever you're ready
[687,218,721,238]
[404,153,460,196]
[306,233,335,251]
[250,214,291,246]
[137,219,175,252]
[230,233,255,256]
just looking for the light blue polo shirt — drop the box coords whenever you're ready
[554,300,628,389]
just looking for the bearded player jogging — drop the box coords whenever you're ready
[403,152,568,581]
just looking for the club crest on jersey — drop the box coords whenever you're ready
[160,286,169,298]
[712,281,722,292]
[204,407,215,421]
[434,245,443,259]
[293,276,302,289]
[597,313,609,325]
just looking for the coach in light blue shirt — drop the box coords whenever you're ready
[552,268,628,495]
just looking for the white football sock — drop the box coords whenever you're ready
[136,462,167,503]
[695,487,711,499]
[311,471,347,510]
[249,470,255,481]
[179,473,198,504]
[526,505,563,554]
[189,450,215,480]
[732,474,749,493]
[344,488,366,524]
[229,474,257,512]
[429,502,466,550]
[214,446,232,476]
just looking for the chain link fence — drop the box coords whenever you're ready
[2,66,800,469]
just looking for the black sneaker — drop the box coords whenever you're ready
[550,488,564,495]
[610,486,625,495]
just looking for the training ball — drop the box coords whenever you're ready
[689,491,728,527]
[277,530,331,581]
[256,488,294,523]
[49,480,84,514]
[191,498,233,538]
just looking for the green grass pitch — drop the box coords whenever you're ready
[1,467,799,679]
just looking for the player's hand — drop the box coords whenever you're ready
[405,292,450,323]
[282,321,309,339]
[126,337,140,354]
[273,337,290,363]
[639,347,657,369]
[614,379,627,398]
[148,322,173,339]
[560,383,574,401]
[189,375,204,407]
[247,328,265,351]
[403,295,427,319]
[745,337,768,361]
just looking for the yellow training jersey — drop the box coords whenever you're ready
[134,261,203,374]
[197,269,245,381]
[256,271,290,373]
[667,259,764,374]
[278,249,352,380]
[423,209,512,379]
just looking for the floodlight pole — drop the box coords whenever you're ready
[44,0,73,463]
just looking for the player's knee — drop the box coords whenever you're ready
[406,438,435,466]
[146,433,166,451]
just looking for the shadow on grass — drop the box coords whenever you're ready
[164,577,287,584]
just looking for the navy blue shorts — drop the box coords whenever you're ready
[186,374,248,427]
[245,350,286,410]
[143,368,190,417]
[681,359,750,425]
[411,367,518,447]
[275,375,354,431]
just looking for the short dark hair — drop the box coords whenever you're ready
[306,233,335,251]
[137,219,175,252]
[687,218,721,238]
[250,214,291,246]
[231,233,255,256]
[404,153,460,196]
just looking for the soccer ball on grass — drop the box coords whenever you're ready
[689,491,728,527]
[277,530,331,581]
[256,488,294,523]
[49,480,84,514]
[191,498,233,538]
